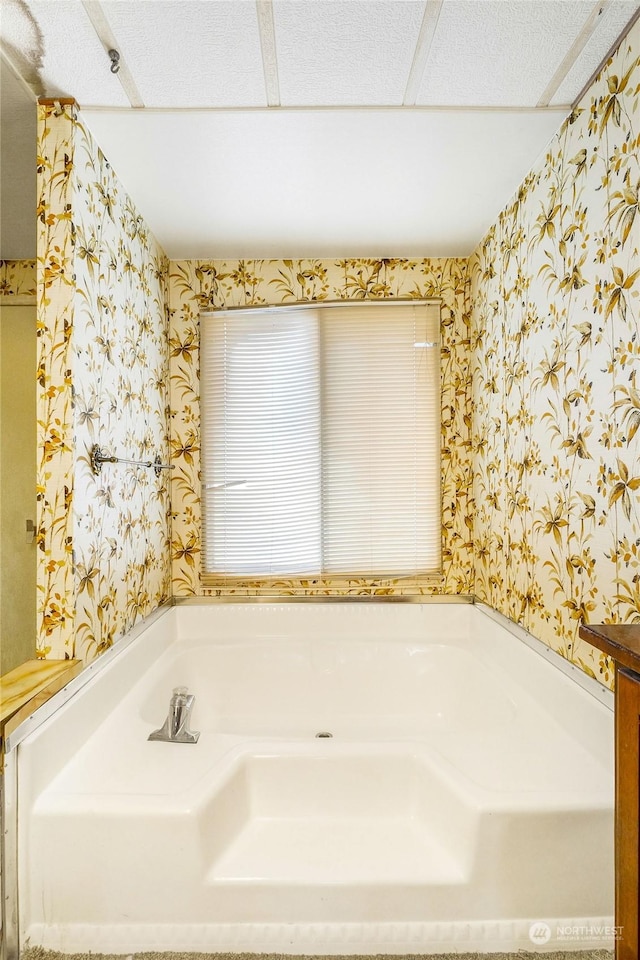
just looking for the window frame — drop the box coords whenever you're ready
[199,298,443,587]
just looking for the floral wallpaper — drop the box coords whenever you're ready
[0,260,36,297]
[37,101,171,663]
[32,16,638,687]
[37,102,77,660]
[169,258,474,597]
[470,18,640,685]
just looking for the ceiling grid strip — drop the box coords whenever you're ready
[537,0,612,107]
[81,0,145,108]
[256,0,280,107]
[403,1,444,107]
[569,1,640,108]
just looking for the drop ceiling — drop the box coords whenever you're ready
[1,0,639,258]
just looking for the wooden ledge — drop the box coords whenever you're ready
[37,97,77,106]
[579,623,640,676]
[0,658,82,746]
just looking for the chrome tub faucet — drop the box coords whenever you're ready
[148,686,200,743]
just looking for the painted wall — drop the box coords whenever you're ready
[0,263,37,674]
[0,302,37,674]
[169,258,474,597]
[37,102,171,663]
[470,19,640,685]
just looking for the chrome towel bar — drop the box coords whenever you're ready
[90,444,175,477]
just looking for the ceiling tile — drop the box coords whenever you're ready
[0,0,46,94]
[274,0,425,106]
[551,0,640,106]
[21,1,130,106]
[417,0,601,107]
[101,0,267,107]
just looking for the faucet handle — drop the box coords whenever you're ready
[148,686,200,744]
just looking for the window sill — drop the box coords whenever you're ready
[199,573,446,593]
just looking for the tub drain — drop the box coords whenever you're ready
[315,731,333,738]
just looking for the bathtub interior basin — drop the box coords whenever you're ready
[139,637,518,737]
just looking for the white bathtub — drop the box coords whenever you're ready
[15,601,614,955]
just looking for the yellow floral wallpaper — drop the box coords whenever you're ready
[37,102,77,659]
[0,261,36,297]
[470,19,640,685]
[33,17,638,687]
[169,258,474,597]
[37,101,171,662]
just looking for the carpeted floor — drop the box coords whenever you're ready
[20,950,616,960]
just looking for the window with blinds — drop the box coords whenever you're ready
[200,301,441,578]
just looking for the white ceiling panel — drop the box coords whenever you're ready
[81,106,566,258]
[101,0,267,107]
[551,0,640,105]
[274,0,425,106]
[417,0,600,107]
[13,1,129,106]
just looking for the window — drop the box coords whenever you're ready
[200,301,441,578]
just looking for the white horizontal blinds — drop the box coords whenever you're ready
[200,310,322,575]
[321,304,441,575]
[201,301,441,578]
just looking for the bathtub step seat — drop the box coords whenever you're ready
[207,816,464,885]
[202,751,473,886]
[27,744,613,927]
